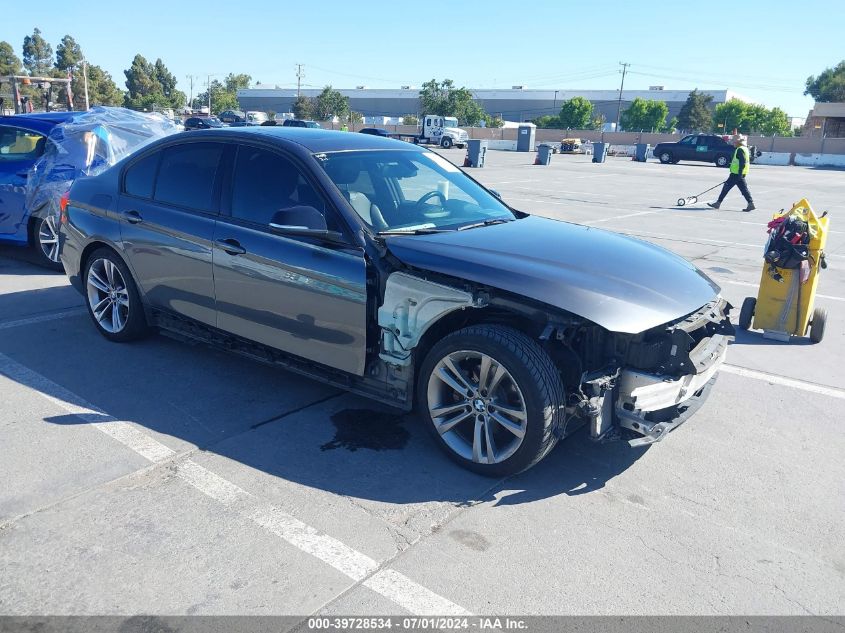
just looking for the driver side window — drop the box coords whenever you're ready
[230,146,327,228]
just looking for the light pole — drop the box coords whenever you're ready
[615,62,630,131]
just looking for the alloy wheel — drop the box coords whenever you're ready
[86,258,130,333]
[38,215,61,263]
[426,350,528,464]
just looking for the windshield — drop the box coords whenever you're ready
[444,117,459,128]
[207,118,223,127]
[318,149,515,233]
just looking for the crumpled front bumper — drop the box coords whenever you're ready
[614,299,733,446]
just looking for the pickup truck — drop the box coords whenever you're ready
[59,128,733,476]
[653,134,740,167]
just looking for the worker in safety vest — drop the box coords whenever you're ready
[708,135,755,212]
[340,123,349,132]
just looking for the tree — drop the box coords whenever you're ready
[620,97,669,131]
[712,98,747,133]
[55,35,83,71]
[347,111,363,124]
[676,89,713,132]
[532,114,559,128]
[483,113,504,128]
[402,114,418,125]
[123,54,184,110]
[292,95,312,119]
[805,61,845,102]
[0,40,23,75]
[22,28,53,76]
[558,96,593,129]
[312,85,349,120]
[419,78,488,125]
[194,79,238,114]
[224,73,251,93]
[589,114,607,131]
[760,107,791,136]
[84,64,123,107]
[661,117,679,133]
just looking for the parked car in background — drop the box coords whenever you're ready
[359,128,391,137]
[218,110,247,125]
[282,119,321,128]
[60,127,733,476]
[185,116,224,131]
[246,111,269,125]
[653,134,739,167]
[0,107,176,268]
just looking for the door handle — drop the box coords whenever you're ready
[216,238,246,255]
[124,210,143,224]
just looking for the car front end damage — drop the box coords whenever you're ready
[555,297,734,446]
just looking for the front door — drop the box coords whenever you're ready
[212,144,368,375]
[117,141,224,327]
[0,125,45,240]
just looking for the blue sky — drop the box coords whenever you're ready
[4,0,841,117]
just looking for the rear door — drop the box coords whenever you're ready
[675,135,697,160]
[0,125,47,239]
[212,143,368,375]
[117,141,224,326]
[693,135,715,161]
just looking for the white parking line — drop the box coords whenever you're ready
[0,307,86,331]
[715,278,845,302]
[722,364,845,401]
[584,211,657,224]
[0,353,472,617]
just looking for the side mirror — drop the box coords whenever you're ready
[269,206,347,244]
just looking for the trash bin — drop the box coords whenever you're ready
[738,198,830,343]
[634,143,651,162]
[535,143,553,165]
[592,142,608,163]
[517,125,536,152]
[467,139,488,168]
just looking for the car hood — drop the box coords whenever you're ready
[385,215,720,334]
[444,127,467,136]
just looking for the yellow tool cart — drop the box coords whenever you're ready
[739,198,829,342]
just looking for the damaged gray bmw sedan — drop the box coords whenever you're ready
[59,128,734,476]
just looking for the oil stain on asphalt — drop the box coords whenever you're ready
[320,409,410,452]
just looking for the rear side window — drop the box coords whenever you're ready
[123,152,160,199]
[0,126,46,161]
[154,142,223,211]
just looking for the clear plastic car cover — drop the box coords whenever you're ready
[25,106,179,218]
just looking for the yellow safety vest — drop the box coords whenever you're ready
[730,146,750,176]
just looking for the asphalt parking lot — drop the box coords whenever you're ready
[1,150,843,620]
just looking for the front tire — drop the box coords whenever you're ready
[739,297,756,330]
[84,248,148,342]
[659,151,674,164]
[441,137,453,149]
[810,307,827,343]
[418,325,565,477]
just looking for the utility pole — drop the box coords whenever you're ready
[615,62,630,132]
[295,64,304,98]
[207,74,211,113]
[82,59,90,110]
[186,74,195,111]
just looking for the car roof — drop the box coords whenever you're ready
[0,111,76,134]
[199,126,421,153]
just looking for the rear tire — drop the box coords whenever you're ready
[739,297,756,330]
[810,307,827,343]
[29,212,64,271]
[659,151,673,164]
[83,248,148,342]
[417,324,565,477]
[715,154,730,168]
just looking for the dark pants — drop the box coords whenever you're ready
[716,173,753,204]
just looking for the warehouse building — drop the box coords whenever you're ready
[237,86,749,122]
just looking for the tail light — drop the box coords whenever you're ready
[59,191,70,224]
